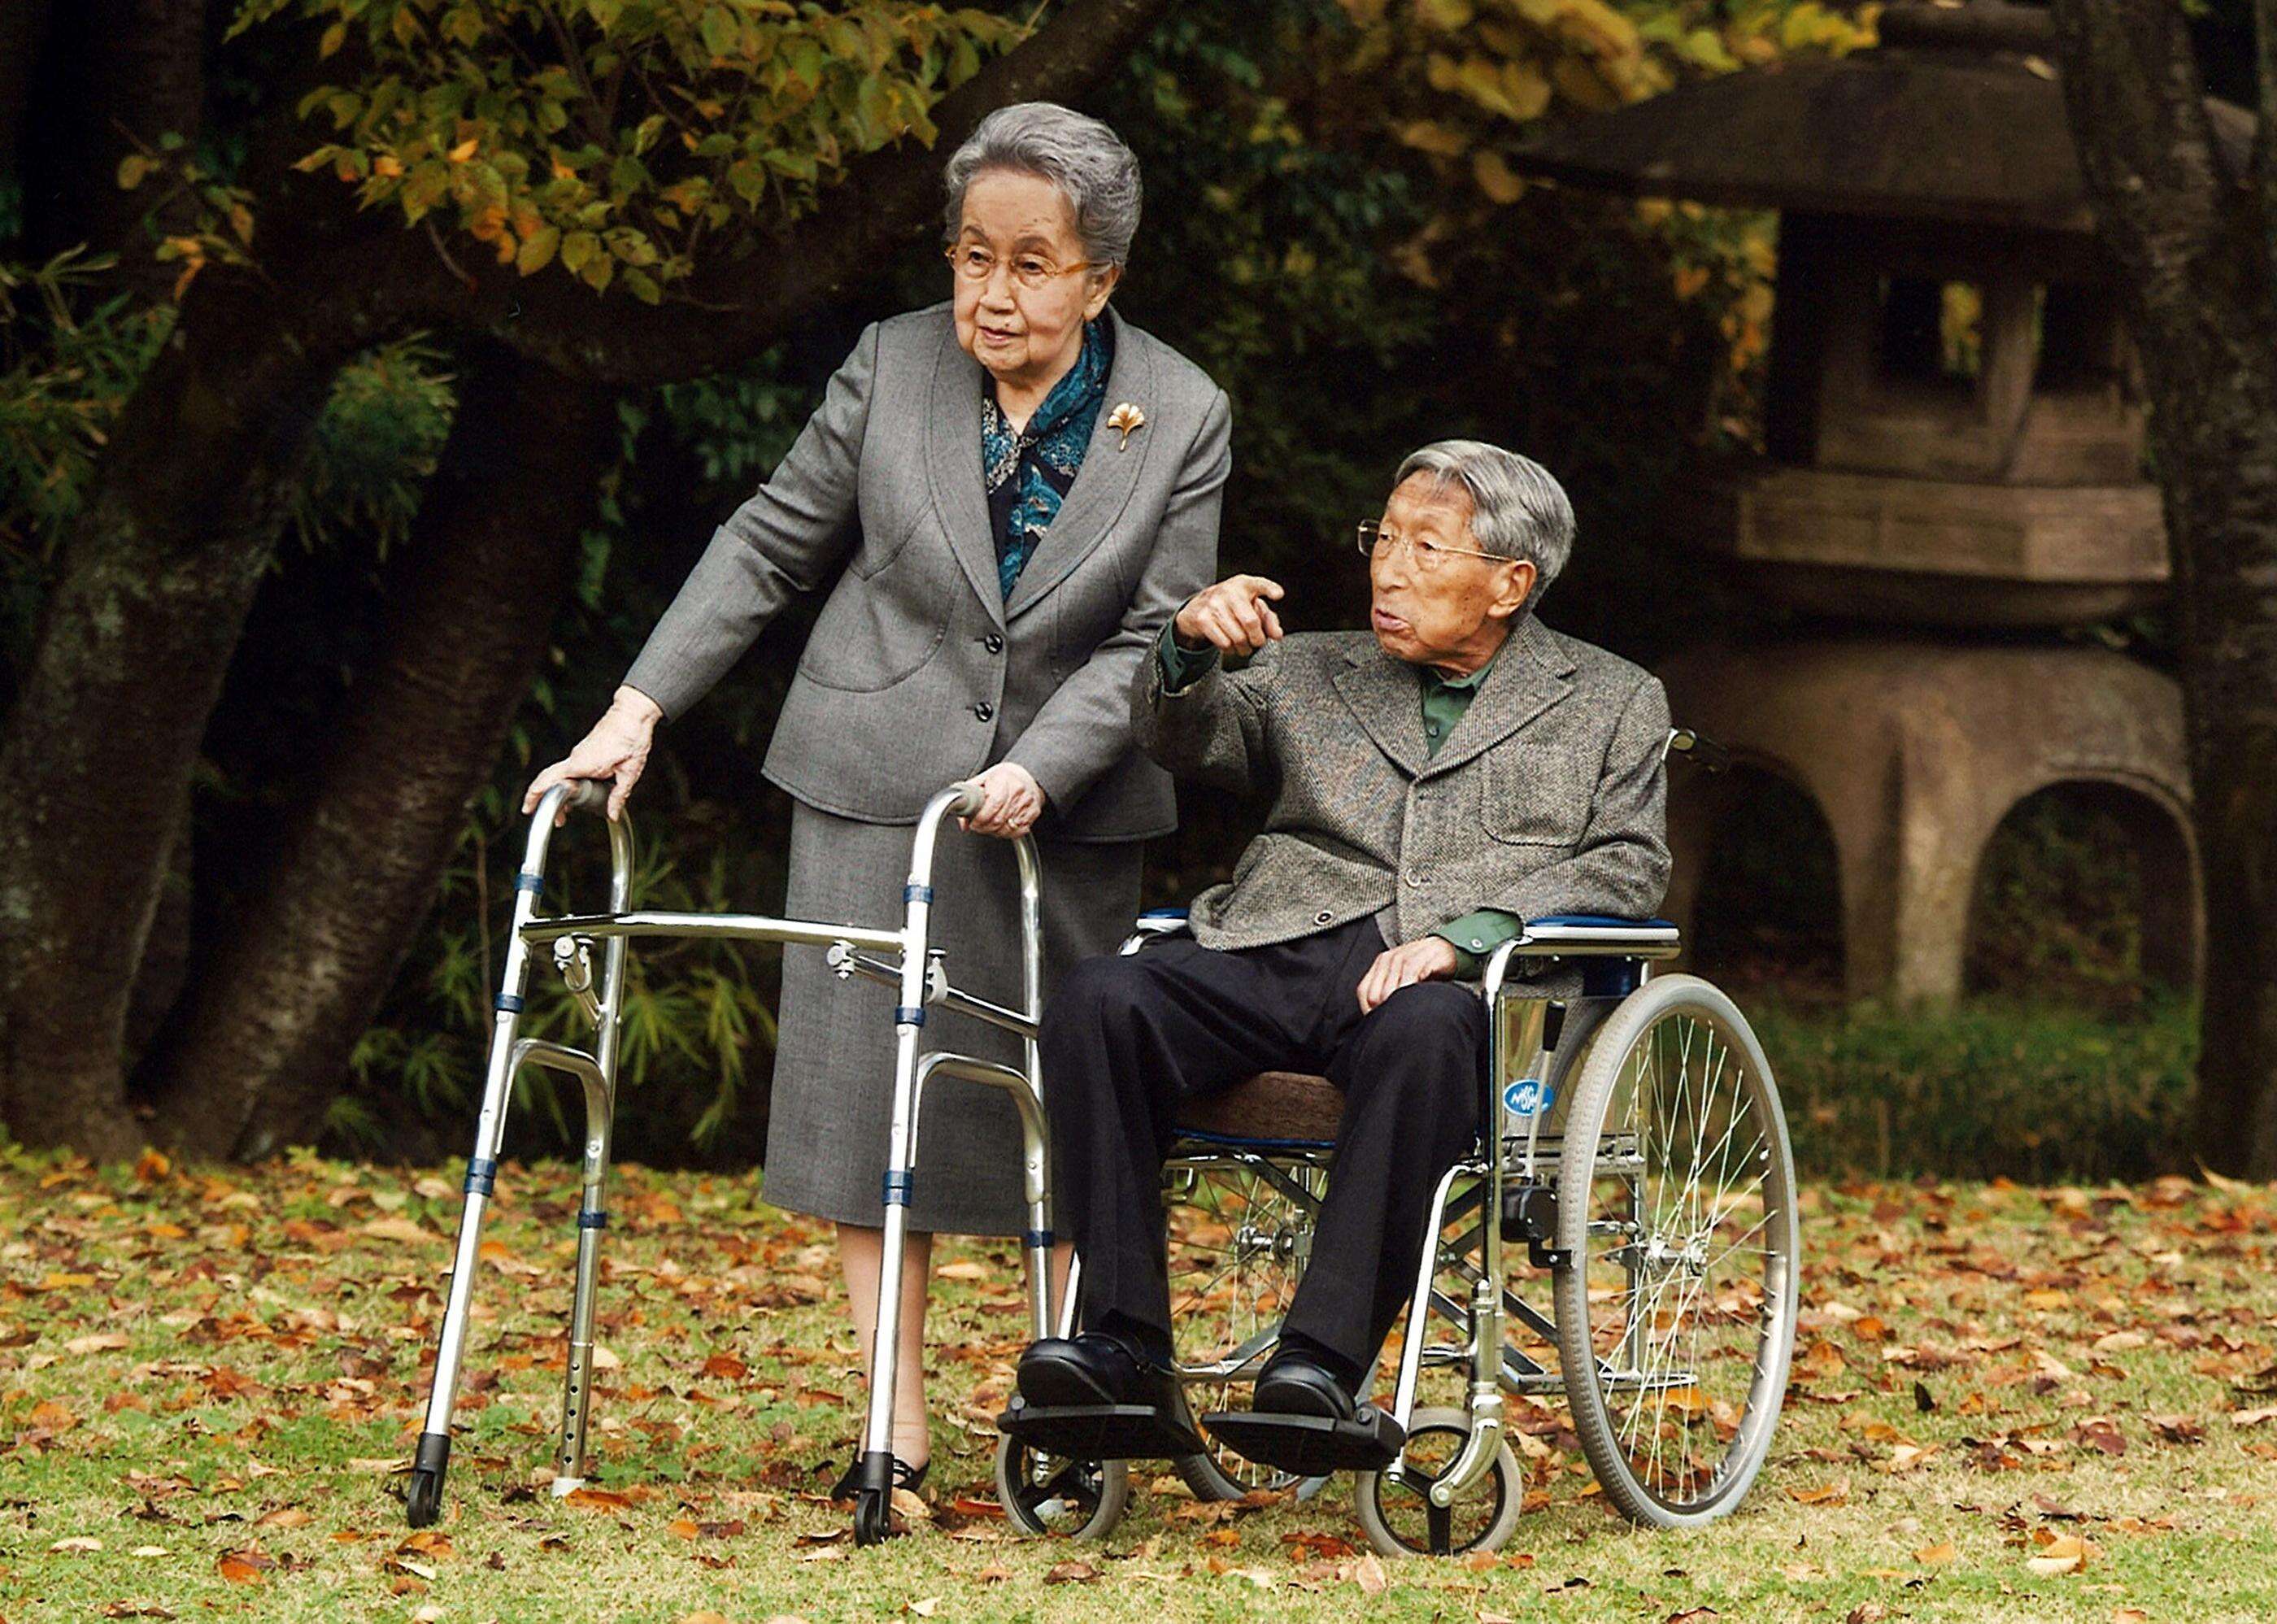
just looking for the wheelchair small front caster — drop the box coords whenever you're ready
[1352,1408,1522,1558]
[404,1432,452,1528]
[993,1434,1128,1540]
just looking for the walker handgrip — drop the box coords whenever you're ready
[554,779,611,815]
[944,780,986,819]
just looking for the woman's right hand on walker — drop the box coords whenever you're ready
[1173,574,1284,657]
[523,686,663,825]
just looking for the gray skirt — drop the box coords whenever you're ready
[763,799,1142,1236]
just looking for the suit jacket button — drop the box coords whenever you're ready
[973,702,995,721]
[984,633,1004,653]
[1315,909,1334,925]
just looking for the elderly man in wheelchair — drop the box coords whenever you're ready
[1000,439,1716,1504]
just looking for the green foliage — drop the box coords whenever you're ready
[1761,994,2199,1183]
[0,250,171,565]
[229,0,1030,299]
[288,335,459,555]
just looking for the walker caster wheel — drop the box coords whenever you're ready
[850,1451,901,1546]
[405,1468,445,1528]
[405,1432,451,1528]
[853,1485,895,1546]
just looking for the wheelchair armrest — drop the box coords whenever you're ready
[1120,908,1191,955]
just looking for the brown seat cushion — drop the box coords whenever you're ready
[1174,1070,1343,1143]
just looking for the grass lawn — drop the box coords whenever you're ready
[7,1150,2277,1622]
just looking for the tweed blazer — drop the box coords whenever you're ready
[623,302,1230,841]
[1134,617,1672,951]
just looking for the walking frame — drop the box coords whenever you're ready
[405,777,1057,1547]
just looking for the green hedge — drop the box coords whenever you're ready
[1752,995,2198,1182]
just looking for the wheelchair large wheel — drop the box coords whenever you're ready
[993,1435,1128,1539]
[1352,1408,1524,1557]
[1163,1156,1325,1500]
[1551,973,1799,1528]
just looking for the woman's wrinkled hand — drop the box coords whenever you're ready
[1173,574,1285,657]
[1356,934,1461,1014]
[522,686,663,826]
[961,761,1046,840]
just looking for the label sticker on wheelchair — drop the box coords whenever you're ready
[1503,1078,1553,1117]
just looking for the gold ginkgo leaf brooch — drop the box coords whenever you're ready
[1107,401,1146,451]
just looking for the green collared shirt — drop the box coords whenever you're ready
[1156,628,1524,976]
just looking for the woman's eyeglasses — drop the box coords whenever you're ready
[946,243,1097,290]
[1356,520,1508,571]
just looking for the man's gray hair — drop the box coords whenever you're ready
[943,102,1143,270]
[1395,439,1575,607]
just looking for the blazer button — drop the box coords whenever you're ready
[1314,909,1334,925]
[973,702,995,722]
[983,633,1004,653]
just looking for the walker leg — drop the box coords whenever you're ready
[553,1069,616,1496]
[407,1008,525,1527]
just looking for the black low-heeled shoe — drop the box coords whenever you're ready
[827,1451,928,1502]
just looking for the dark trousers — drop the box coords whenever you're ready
[1041,916,1487,1374]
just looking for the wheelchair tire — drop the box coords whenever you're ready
[1352,1408,1524,1558]
[993,1434,1128,1540]
[1550,973,1800,1529]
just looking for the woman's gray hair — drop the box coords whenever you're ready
[1395,439,1575,607]
[942,102,1143,270]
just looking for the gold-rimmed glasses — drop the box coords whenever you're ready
[1355,519,1509,571]
[945,242,1099,290]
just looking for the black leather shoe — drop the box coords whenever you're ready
[1000,1334,1207,1461]
[1252,1351,1361,1420]
[1017,1332,1144,1409]
[1204,1351,1403,1475]
[828,1451,926,1502]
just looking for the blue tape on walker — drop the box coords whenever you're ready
[494,993,525,1014]
[1025,1230,1054,1250]
[903,884,934,904]
[464,1157,499,1195]
[513,873,544,895]
[577,1209,609,1229]
[882,1171,915,1207]
[895,1006,926,1027]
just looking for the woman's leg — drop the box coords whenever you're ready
[839,1221,934,1468]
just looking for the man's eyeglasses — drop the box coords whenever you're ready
[946,243,1098,290]
[1356,520,1509,571]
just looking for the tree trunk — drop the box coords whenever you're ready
[2048,0,2277,1172]
[141,345,619,1157]
[0,270,372,1158]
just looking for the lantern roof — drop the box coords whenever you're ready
[1506,0,2253,233]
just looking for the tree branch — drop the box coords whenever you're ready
[465,0,1179,385]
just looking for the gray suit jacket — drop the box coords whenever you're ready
[624,303,1230,840]
[1134,617,1672,950]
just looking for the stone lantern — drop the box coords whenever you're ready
[1510,0,2244,1004]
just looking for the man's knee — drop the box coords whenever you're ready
[1365,982,1486,1051]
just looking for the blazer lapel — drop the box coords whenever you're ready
[924,323,1010,627]
[1004,307,1156,622]
[1419,616,1577,780]
[1333,642,1430,779]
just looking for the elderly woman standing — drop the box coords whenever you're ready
[524,103,1230,1489]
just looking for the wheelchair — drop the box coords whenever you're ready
[402,731,1797,1560]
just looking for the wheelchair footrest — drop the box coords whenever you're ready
[1201,1406,1404,1475]
[996,1396,1204,1461]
